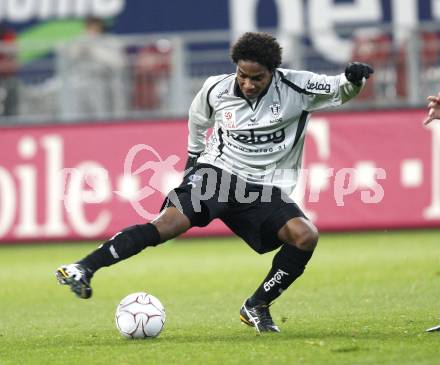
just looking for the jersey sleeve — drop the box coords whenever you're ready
[187,76,218,155]
[290,70,364,112]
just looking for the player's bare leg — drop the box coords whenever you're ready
[240,217,318,333]
[151,207,191,241]
[277,217,319,251]
[56,207,190,298]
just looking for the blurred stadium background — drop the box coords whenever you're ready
[2,1,440,123]
[0,0,439,242]
[0,1,439,364]
[0,0,440,242]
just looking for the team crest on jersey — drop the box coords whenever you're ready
[270,103,281,116]
[222,110,236,128]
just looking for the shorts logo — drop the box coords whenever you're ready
[270,103,280,116]
[306,80,331,93]
[263,269,289,292]
[188,174,202,187]
[222,110,236,128]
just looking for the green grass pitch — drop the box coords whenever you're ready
[0,230,439,365]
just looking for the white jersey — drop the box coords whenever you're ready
[188,68,363,194]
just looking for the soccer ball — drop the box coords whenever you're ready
[115,292,166,339]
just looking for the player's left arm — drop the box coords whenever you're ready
[341,62,374,102]
[302,62,373,111]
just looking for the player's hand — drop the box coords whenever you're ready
[345,62,374,86]
[184,151,201,171]
[423,92,440,125]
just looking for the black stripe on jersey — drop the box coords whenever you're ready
[293,111,309,148]
[188,150,202,157]
[278,71,313,95]
[207,74,235,118]
[216,127,225,159]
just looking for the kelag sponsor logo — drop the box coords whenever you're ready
[306,80,331,93]
[263,269,289,292]
[225,128,285,145]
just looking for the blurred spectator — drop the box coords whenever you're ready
[59,16,128,120]
[395,31,440,99]
[0,26,18,117]
[351,29,393,100]
[352,29,440,101]
[133,39,171,110]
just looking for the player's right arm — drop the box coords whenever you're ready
[423,91,440,125]
[185,76,219,170]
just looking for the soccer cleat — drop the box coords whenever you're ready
[240,300,280,333]
[55,264,93,299]
[426,324,440,332]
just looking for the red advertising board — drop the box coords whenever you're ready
[0,109,439,243]
[299,109,440,230]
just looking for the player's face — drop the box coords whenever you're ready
[236,60,272,99]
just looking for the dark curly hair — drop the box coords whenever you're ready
[230,32,282,72]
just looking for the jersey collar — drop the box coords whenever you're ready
[233,73,274,109]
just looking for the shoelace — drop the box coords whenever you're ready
[250,304,275,327]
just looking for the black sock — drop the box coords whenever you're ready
[78,223,161,273]
[248,244,314,306]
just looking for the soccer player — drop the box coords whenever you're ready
[424,91,440,332]
[56,32,373,333]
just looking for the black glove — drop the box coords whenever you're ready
[184,151,201,170]
[345,62,374,86]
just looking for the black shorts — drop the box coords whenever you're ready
[162,164,307,254]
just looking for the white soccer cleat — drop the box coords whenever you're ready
[55,264,93,299]
[426,324,440,332]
